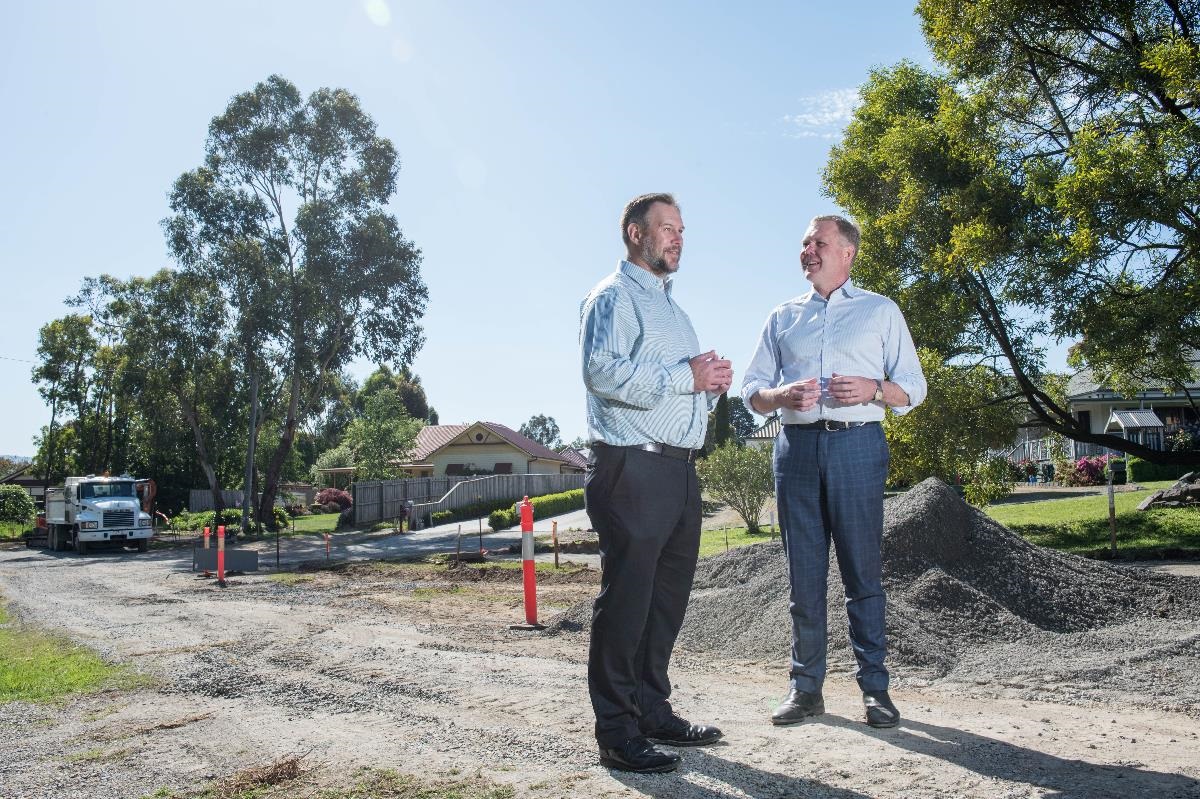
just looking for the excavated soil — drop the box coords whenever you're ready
[554,478,1200,714]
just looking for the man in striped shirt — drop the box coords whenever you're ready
[580,192,731,773]
[741,214,926,731]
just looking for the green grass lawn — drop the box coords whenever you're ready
[0,599,130,702]
[699,525,780,558]
[279,512,341,535]
[984,480,1200,556]
[0,521,30,541]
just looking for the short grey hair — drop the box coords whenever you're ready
[811,214,860,252]
[621,193,678,247]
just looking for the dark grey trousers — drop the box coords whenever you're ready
[585,445,701,747]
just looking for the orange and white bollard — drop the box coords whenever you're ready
[324,532,331,559]
[510,496,544,630]
[216,525,226,587]
[203,526,212,577]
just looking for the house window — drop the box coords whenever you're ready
[1077,410,1091,433]
[445,464,465,475]
[494,463,512,474]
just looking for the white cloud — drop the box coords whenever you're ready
[783,88,859,139]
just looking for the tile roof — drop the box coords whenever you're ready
[556,447,589,469]
[403,422,570,465]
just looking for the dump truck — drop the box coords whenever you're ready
[38,474,154,555]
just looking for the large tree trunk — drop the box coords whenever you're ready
[242,362,259,533]
[257,373,302,529]
[179,392,223,513]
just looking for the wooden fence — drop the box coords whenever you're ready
[353,473,585,528]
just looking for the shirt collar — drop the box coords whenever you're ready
[800,278,859,303]
[619,259,672,294]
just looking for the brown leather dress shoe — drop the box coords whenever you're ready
[597,736,682,773]
[770,687,825,725]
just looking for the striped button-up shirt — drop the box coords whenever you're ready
[740,280,927,424]
[580,260,716,448]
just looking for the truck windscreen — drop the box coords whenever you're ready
[81,482,136,499]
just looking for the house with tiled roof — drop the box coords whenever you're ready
[397,422,584,477]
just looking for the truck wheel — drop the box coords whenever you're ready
[137,539,149,553]
[47,526,57,552]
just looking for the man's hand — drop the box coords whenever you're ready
[690,350,733,393]
[765,378,820,412]
[828,373,878,405]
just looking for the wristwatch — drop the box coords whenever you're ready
[873,380,885,403]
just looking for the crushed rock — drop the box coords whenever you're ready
[550,478,1200,713]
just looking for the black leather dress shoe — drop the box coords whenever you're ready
[642,714,724,746]
[863,690,900,728]
[598,736,682,773]
[770,687,825,726]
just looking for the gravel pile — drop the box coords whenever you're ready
[552,478,1200,712]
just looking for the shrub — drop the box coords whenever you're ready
[696,442,774,533]
[0,485,35,526]
[168,506,290,533]
[488,489,585,531]
[427,498,524,528]
[1127,456,1195,483]
[1056,455,1111,487]
[316,488,353,510]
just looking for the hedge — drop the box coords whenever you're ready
[1127,456,1195,483]
[431,499,519,527]
[169,506,290,533]
[488,489,585,531]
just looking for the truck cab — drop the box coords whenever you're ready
[44,475,154,555]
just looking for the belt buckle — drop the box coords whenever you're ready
[823,419,840,431]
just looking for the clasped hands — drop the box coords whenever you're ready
[690,350,733,394]
[771,373,878,412]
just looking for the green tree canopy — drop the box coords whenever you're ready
[826,0,1200,464]
[519,414,562,449]
[343,391,422,480]
[728,397,757,443]
[164,75,428,525]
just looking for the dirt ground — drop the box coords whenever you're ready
[1,537,1198,799]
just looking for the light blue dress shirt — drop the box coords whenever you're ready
[581,260,717,448]
[740,280,927,424]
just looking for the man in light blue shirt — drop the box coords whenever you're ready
[741,214,926,730]
[580,192,731,774]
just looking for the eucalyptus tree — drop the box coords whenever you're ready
[825,0,1200,463]
[165,75,427,527]
[32,314,97,485]
[77,270,244,512]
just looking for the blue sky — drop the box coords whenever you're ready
[0,1,1055,458]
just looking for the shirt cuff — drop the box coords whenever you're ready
[667,361,695,394]
[887,378,918,415]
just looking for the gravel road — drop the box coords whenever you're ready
[2,485,1199,799]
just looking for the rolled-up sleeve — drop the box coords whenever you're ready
[582,288,687,409]
[882,302,926,415]
[740,311,782,413]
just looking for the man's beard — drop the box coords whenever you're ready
[642,241,680,276]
